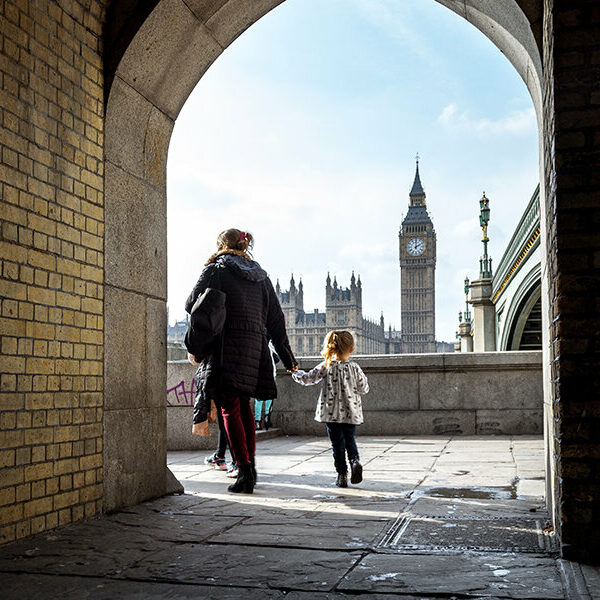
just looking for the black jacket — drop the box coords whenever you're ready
[185,254,297,424]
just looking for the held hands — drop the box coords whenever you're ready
[188,353,199,366]
[287,365,299,373]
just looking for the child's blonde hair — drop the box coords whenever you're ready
[206,228,254,265]
[322,330,354,366]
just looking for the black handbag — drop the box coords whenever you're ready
[184,267,226,360]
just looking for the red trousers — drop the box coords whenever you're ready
[220,395,255,466]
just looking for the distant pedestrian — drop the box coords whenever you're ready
[254,346,280,430]
[185,228,297,494]
[292,330,369,488]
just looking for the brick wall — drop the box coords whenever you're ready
[0,0,106,543]
[544,0,600,561]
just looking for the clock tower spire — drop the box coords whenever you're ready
[399,157,437,353]
[409,154,426,206]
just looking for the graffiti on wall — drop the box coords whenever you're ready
[166,379,195,406]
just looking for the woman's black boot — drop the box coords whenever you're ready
[263,412,271,430]
[228,464,254,494]
[250,456,257,484]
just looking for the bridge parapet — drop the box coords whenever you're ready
[167,351,542,440]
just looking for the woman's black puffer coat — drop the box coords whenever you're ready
[185,254,297,424]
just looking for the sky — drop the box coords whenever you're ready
[166,0,539,343]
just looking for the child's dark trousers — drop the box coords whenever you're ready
[325,422,359,474]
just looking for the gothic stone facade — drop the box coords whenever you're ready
[276,274,387,356]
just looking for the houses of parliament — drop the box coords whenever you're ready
[277,161,452,355]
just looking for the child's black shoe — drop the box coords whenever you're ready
[350,460,363,484]
[336,473,348,488]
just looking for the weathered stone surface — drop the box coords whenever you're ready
[477,409,544,435]
[104,162,167,298]
[409,496,545,518]
[129,492,208,512]
[105,286,147,411]
[168,405,220,450]
[340,552,565,598]
[165,467,185,495]
[0,520,163,577]
[420,370,541,410]
[105,76,174,186]
[146,297,168,408]
[210,514,390,550]
[366,410,478,436]
[115,0,222,119]
[106,511,242,543]
[203,0,285,48]
[0,435,571,598]
[285,593,444,600]
[170,353,543,439]
[2,573,285,600]
[104,407,167,511]
[120,543,361,590]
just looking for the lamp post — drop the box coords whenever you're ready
[464,276,471,322]
[479,192,492,278]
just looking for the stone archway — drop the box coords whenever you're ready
[506,282,543,350]
[103,0,549,514]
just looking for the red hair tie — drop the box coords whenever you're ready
[240,231,248,241]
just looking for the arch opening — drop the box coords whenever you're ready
[104,0,549,517]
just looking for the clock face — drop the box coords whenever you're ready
[407,238,425,256]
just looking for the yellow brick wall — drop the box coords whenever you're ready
[0,0,106,543]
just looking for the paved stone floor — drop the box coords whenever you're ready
[2,434,600,599]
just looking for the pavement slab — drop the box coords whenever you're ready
[0,519,165,578]
[2,573,286,600]
[285,593,451,600]
[210,514,390,550]
[339,551,565,598]
[119,543,362,591]
[408,496,545,518]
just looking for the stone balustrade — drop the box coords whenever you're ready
[167,351,542,448]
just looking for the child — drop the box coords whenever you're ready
[292,330,369,488]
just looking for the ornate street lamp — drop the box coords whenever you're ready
[479,192,493,278]
[463,276,471,322]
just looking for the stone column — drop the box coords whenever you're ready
[459,321,473,353]
[469,279,496,352]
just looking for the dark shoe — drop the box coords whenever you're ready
[255,420,261,431]
[350,460,363,484]
[228,464,254,494]
[336,473,348,488]
[263,412,271,430]
[250,456,257,484]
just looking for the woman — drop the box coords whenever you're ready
[185,228,297,494]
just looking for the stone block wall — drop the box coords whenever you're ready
[0,0,106,544]
[167,352,543,439]
[274,353,543,436]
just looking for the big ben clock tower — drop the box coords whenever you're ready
[399,158,436,353]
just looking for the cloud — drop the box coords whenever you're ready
[437,103,536,136]
[348,0,439,64]
[451,217,481,238]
